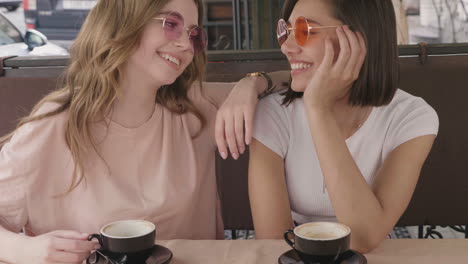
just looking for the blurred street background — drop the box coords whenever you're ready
[2,0,467,55]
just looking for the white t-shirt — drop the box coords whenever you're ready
[253,89,439,224]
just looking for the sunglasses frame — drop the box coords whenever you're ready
[153,11,207,52]
[277,16,345,46]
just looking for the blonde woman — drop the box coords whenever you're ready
[0,0,283,263]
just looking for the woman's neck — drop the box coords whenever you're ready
[111,73,161,128]
[332,98,372,139]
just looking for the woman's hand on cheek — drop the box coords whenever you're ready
[304,26,367,110]
[215,78,259,160]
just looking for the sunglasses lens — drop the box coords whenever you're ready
[277,19,289,46]
[189,27,208,52]
[162,12,206,53]
[295,16,309,46]
[163,13,184,40]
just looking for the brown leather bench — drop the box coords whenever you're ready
[1,44,468,238]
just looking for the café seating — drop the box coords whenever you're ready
[1,44,468,239]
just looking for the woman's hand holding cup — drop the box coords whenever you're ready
[17,230,99,264]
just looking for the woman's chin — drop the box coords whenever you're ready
[290,82,306,93]
[163,79,177,86]
[153,75,177,87]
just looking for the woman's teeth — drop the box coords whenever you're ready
[291,63,312,70]
[160,53,180,66]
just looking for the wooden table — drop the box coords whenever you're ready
[158,239,468,264]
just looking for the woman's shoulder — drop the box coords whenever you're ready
[28,102,69,129]
[388,89,435,111]
[258,91,292,111]
[33,101,67,115]
[1,102,70,173]
[256,91,304,124]
[375,89,439,143]
[9,102,69,147]
[377,89,438,120]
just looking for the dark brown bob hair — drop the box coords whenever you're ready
[281,0,399,107]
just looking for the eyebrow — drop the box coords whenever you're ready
[288,17,323,26]
[158,11,178,16]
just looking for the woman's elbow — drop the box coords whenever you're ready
[351,234,384,254]
[352,244,373,254]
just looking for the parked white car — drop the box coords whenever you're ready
[0,12,68,56]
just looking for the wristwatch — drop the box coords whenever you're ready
[245,71,275,99]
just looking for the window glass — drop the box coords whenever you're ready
[205,0,468,51]
[405,0,468,44]
[0,15,22,46]
[205,0,284,50]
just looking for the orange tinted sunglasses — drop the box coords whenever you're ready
[277,16,344,46]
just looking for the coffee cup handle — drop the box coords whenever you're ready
[88,233,103,245]
[283,230,295,249]
[87,234,103,264]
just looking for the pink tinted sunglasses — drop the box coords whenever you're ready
[153,12,208,52]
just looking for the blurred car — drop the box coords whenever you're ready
[23,0,96,40]
[0,11,68,56]
[0,0,21,12]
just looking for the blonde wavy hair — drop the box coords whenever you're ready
[0,0,207,194]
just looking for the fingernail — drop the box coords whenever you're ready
[240,148,245,154]
[221,152,228,159]
[232,153,239,160]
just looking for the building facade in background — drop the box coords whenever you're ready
[17,0,468,50]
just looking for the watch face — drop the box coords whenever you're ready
[248,72,262,77]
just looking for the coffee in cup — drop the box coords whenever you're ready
[284,222,351,264]
[87,220,156,264]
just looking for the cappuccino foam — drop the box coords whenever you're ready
[302,231,338,239]
[295,222,350,240]
[102,220,155,238]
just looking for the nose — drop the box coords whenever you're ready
[174,30,193,52]
[280,33,300,56]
